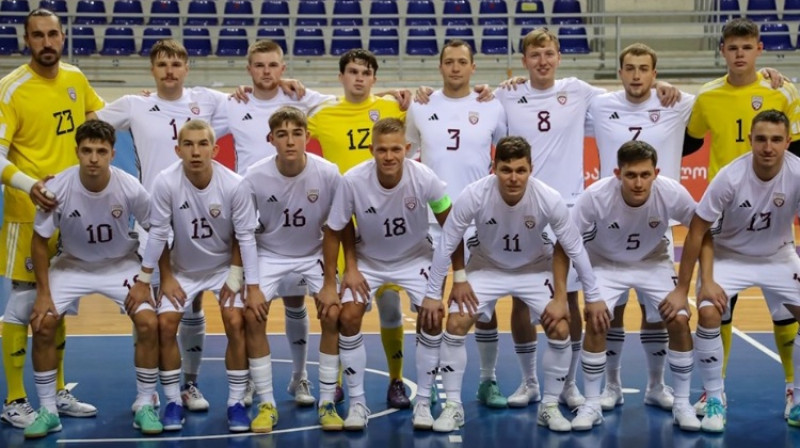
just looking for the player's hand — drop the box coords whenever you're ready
[219,282,237,309]
[499,76,527,90]
[159,274,187,311]
[279,78,306,99]
[419,297,444,330]
[30,176,57,212]
[760,67,786,89]
[584,300,611,333]
[231,85,252,103]
[125,281,156,316]
[541,293,569,334]
[30,293,58,332]
[448,281,478,316]
[414,86,434,104]
[341,268,370,304]
[655,81,681,107]
[474,84,495,102]
[244,285,269,322]
[658,288,690,322]
[316,283,341,320]
[391,88,412,111]
[698,280,728,315]
[139,89,152,97]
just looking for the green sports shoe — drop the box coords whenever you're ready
[477,380,508,408]
[24,408,62,439]
[133,404,163,435]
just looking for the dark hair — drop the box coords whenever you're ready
[75,120,116,147]
[372,117,405,138]
[24,8,61,35]
[617,140,658,168]
[721,18,759,42]
[440,39,473,64]
[149,39,188,64]
[495,136,531,164]
[338,48,379,75]
[619,43,657,70]
[751,109,790,132]
[268,106,307,132]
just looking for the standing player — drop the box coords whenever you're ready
[683,18,800,417]
[663,110,800,431]
[126,120,264,432]
[569,141,700,432]
[426,136,600,433]
[24,120,160,438]
[0,8,103,428]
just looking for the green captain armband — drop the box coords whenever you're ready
[428,195,451,214]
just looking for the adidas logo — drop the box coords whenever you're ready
[185,346,203,353]
[267,195,278,203]
[364,206,376,214]
[517,96,528,104]
[609,112,620,119]
[149,105,160,112]
[607,222,619,229]
[606,350,617,356]
[343,367,357,376]
[438,365,454,373]
[699,356,718,364]
[485,218,497,225]
[391,350,403,360]
[179,201,190,210]
[738,200,752,208]
[428,113,439,121]
[68,210,81,218]
[298,278,307,286]
[293,339,307,346]
[426,367,439,375]
[652,349,667,357]
[242,113,252,121]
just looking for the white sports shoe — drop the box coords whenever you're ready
[571,404,603,431]
[432,401,465,433]
[700,397,726,432]
[693,391,727,417]
[130,392,161,414]
[672,402,701,431]
[180,382,210,412]
[644,384,674,410]
[558,380,585,410]
[287,378,316,407]
[412,400,434,430]
[1,398,37,429]
[537,402,572,432]
[599,383,624,411]
[507,381,541,408]
[56,389,97,417]
[343,402,371,431]
[244,379,255,407]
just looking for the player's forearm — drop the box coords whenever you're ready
[0,155,37,194]
[321,226,341,284]
[566,243,600,303]
[235,233,260,283]
[697,230,716,285]
[552,243,569,297]
[425,250,450,300]
[31,233,51,294]
[675,216,709,290]
[341,221,358,270]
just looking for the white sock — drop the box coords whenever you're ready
[566,340,581,383]
[415,331,442,399]
[134,367,159,411]
[34,369,58,414]
[694,325,724,400]
[339,333,366,399]
[159,369,182,405]
[439,332,467,404]
[226,369,249,407]
[284,305,309,382]
[249,355,275,405]
[178,308,205,382]
[514,341,538,384]
[641,328,668,389]
[542,337,571,404]
[475,327,499,382]
[581,350,606,405]
[605,327,625,386]
[318,352,339,406]
[668,349,693,406]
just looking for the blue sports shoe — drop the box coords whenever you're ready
[162,402,185,431]
[788,403,800,427]
[227,403,251,433]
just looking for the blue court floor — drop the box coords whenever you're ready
[1,332,799,448]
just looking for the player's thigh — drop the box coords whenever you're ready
[757,250,800,321]
[708,253,762,321]
[258,256,313,301]
[632,260,685,323]
[594,264,634,321]
[507,269,558,324]
[95,254,153,314]
[157,268,232,314]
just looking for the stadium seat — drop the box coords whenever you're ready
[785,0,800,21]
[746,0,778,22]
[406,27,437,55]
[75,0,107,25]
[445,27,476,52]
[715,0,741,22]
[331,27,361,55]
[406,0,436,26]
[257,27,287,53]
[369,27,399,55]
[183,27,211,56]
[100,26,135,56]
[515,0,547,26]
[66,26,96,55]
[558,26,591,53]
[442,0,473,26]
[296,0,326,27]
[148,0,179,26]
[551,0,583,25]
[222,0,254,26]
[332,0,362,27]
[39,1,67,23]
[259,1,289,26]
[0,24,18,54]
[185,0,218,26]
[369,0,399,27]
[760,22,792,50]
[111,0,143,25]
[478,0,508,26]
[216,27,248,56]
[481,26,509,55]
[140,26,171,56]
[293,27,324,56]
[0,0,28,24]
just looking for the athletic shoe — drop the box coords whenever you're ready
[693,391,727,417]
[343,402,371,431]
[1,398,37,429]
[430,383,439,406]
[644,384,674,410]
[130,393,161,414]
[672,402,701,431]
[412,400,434,430]
[23,408,61,439]
[507,381,541,407]
[787,403,800,427]
[477,380,507,408]
[287,378,316,407]
[162,402,185,431]
[56,389,97,417]
[227,403,251,433]
[387,379,411,409]
[244,380,255,407]
[318,401,344,431]
[133,404,163,435]
[785,389,794,420]
[536,402,572,432]
[181,382,210,412]
[700,397,726,432]
[571,404,603,431]
[251,402,279,433]
[334,385,345,404]
[432,401,464,433]
[558,380,585,410]
[599,383,624,411]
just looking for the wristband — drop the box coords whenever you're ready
[137,270,152,284]
[453,269,467,283]
[225,265,244,293]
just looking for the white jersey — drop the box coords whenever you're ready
[586,89,695,180]
[224,89,334,174]
[573,176,696,263]
[34,166,150,263]
[143,161,259,279]
[96,87,229,191]
[696,153,800,257]
[495,78,604,204]
[426,175,599,300]
[327,158,448,263]
[243,153,341,258]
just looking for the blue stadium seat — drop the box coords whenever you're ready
[39,1,67,23]
[293,27,324,56]
[715,0,741,22]
[558,26,590,53]
[445,27,476,52]
[406,27,437,55]
[369,0,398,27]
[222,0,254,26]
[216,27,248,57]
[183,27,211,56]
[478,1,508,26]
[111,0,143,25]
[101,26,135,55]
[257,27,287,53]
[515,0,546,26]
[551,0,583,25]
[747,0,778,22]
[369,27,399,55]
[148,0,179,26]
[0,24,18,54]
[75,0,107,25]
[785,0,800,21]
[332,0,362,27]
[296,0,326,27]
[481,26,509,55]
[260,0,289,26]
[442,0,473,26]
[66,26,96,55]
[406,0,436,26]
[331,27,361,55]
[0,0,29,24]
[760,22,792,50]
[185,0,217,26]
[140,26,171,56]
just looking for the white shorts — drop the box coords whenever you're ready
[157,267,242,314]
[340,253,430,311]
[614,229,675,309]
[258,255,322,300]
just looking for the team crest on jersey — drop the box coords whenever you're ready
[404,197,418,210]
[307,189,319,203]
[649,217,660,228]
[189,102,200,115]
[751,95,763,111]
[67,87,77,102]
[773,193,785,207]
[468,111,479,125]
[648,109,660,123]
[556,91,567,105]
[368,109,380,122]
[524,215,536,229]
[209,203,222,218]
[111,204,124,219]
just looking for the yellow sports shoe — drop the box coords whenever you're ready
[318,401,343,431]
[251,402,279,433]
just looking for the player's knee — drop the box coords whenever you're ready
[338,305,364,336]
[445,314,472,336]
[545,319,570,341]
[33,315,59,341]
[320,307,340,331]
[133,311,158,340]
[158,314,180,343]
[243,309,267,333]
[222,308,245,334]
[666,314,690,333]
[697,304,722,327]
